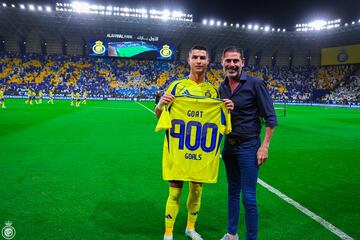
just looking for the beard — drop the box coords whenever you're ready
[225,66,241,78]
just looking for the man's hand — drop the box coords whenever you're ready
[155,93,174,118]
[223,99,234,111]
[158,93,174,109]
[257,145,268,166]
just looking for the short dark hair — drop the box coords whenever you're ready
[189,45,208,56]
[222,46,244,59]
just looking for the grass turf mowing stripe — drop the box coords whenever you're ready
[137,101,355,240]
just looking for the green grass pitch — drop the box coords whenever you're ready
[0,99,359,239]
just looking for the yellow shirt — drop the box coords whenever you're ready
[166,78,219,98]
[0,90,4,98]
[76,92,80,100]
[156,96,231,183]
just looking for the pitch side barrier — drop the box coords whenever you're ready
[5,95,360,108]
[273,101,360,108]
[5,95,151,102]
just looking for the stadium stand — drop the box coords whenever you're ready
[1,51,358,104]
[0,3,359,104]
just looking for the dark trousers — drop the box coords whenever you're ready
[222,136,261,240]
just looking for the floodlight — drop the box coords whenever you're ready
[277,28,280,32]
[247,24,253,29]
[172,11,183,17]
[272,28,275,31]
[223,22,227,26]
[345,23,348,26]
[308,20,326,30]
[72,1,90,12]
[352,21,355,24]
[106,6,112,11]
[38,6,42,11]
[163,9,171,16]
[283,29,286,32]
[2,3,6,7]
[11,4,15,7]
[236,23,239,28]
[162,15,169,21]
[264,26,270,31]
[254,25,259,30]
[242,25,245,28]
[46,6,51,12]
[216,21,221,26]
[29,4,35,10]
[202,19,207,25]
[90,5,99,10]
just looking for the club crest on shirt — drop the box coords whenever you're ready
[205,90,211,97]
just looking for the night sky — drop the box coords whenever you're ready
[24,0,360,29]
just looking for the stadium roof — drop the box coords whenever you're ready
[9,0,360,29]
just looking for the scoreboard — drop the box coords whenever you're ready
[89,40,175,60]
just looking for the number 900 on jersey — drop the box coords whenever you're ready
[170,119,219,160]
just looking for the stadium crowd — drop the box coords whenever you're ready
[0,51,358,104]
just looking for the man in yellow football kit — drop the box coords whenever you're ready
[70,90,75,106]
[81,91,87,105]
[75,91,81,107]
[155,45,234,240]
[25,88,32,104]
[0,86,6,109]
[47,89,54,104]
[31,90,36,105]
[37,90,43,104]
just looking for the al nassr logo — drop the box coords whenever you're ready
[92,41,106,55]
[160,45,172,58]
[336,49,349,63]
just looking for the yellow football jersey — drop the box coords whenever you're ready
[27,90,32,97]
[76,92,80,99]
[156,96,232,183]
[49,91,53,97]
[39,91,43,97]
[166,78,219,98]
[0,90,4,98]
[83,92,87,98]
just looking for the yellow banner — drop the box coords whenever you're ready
[321,44,360,66]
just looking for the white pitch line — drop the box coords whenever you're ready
[135,101,155,114]
[257,179,353,240]
[137,101,353,240]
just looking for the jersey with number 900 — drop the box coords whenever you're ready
[156,96,232,183]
